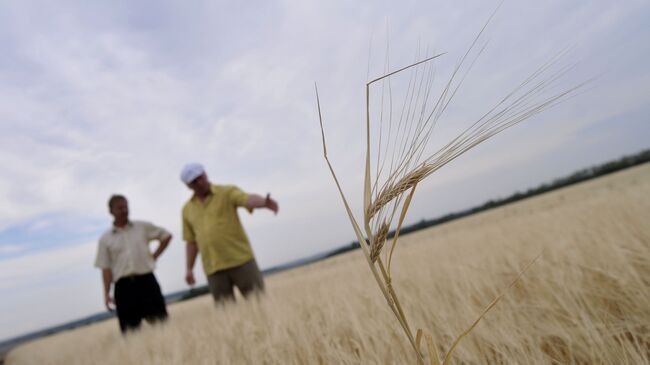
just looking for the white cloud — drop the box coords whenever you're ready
[0,244,25,256]
[0,241,96,291]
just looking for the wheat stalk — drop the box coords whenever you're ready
[316,8,585,364]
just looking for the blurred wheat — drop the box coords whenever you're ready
[6,165,649,364]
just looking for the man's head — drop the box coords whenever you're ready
[181,163,211,197]
[108,194,129,223]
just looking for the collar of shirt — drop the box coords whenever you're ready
[111,221,133,234]
[191,184,217,204]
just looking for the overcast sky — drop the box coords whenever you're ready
[0,0,648,341]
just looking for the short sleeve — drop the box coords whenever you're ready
[94,238,111,269]
[228,186,251,212]
[143,221,171,241]
[182,207,196,242]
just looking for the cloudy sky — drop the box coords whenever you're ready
[1,0,648,341]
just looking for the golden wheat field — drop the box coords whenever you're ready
[7,164,650,364]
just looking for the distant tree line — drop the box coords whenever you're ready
[179,286,210,301]
[147,148,650,299]
[329,148,650,255]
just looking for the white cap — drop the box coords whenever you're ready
[180,163,205,184]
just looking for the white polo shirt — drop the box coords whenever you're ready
[94,220,171,282]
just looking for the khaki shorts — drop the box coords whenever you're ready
[207,259,265,302]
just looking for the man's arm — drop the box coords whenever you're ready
[246,193,279,214]
[101,269,114,311]
[185,240,199,286]
[152,234,172,261]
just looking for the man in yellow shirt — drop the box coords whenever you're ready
[180,163,279,302]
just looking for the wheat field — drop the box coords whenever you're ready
[7,163,650,364]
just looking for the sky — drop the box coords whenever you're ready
[0,0,649,341]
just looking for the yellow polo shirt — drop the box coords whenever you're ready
[182,184,254,275]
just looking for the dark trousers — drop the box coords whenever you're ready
[207,259,265,302]
[114,272,168,333]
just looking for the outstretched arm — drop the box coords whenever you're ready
[185,240,199,286]
[246,193,279,214]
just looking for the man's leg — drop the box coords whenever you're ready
[114,278,142,333]
[231,259,265,298]
[207,270,235,302]
[140,273,168,325]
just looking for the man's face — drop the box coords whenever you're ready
[187,173,210,196]
[109,198,129,222]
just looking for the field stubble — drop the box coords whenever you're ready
[7,164,650,364]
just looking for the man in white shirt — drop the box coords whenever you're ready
[94,194,172,333]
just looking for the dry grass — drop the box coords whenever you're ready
[7,164,650,364]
